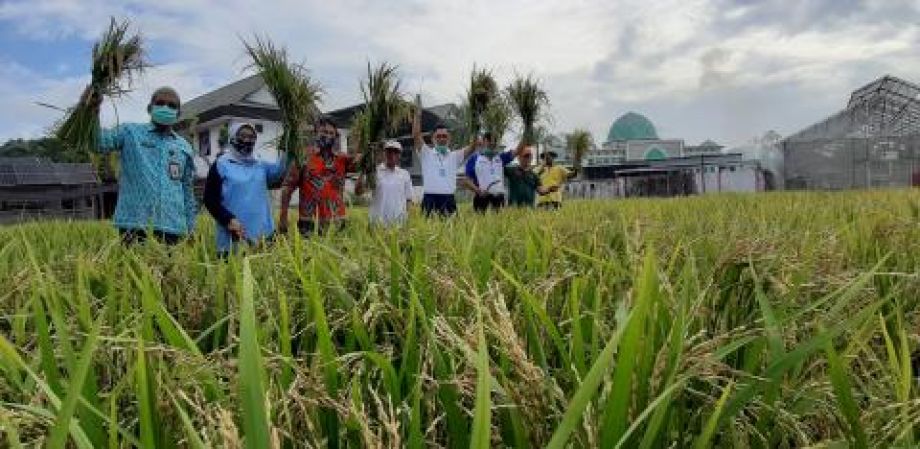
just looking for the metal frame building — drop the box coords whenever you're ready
[783,75,920,190]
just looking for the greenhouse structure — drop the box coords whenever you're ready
[783,75,920,190]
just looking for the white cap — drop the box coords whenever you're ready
[384,140,402,151]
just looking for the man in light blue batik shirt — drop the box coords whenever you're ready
[84,86,198,245]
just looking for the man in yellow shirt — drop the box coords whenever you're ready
[536,151,577,209]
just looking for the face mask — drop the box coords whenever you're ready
[150,105,178,126]
[317,136,335,150]
[233,141,255,155]
[481,147,496,157]
[434,145,449,155]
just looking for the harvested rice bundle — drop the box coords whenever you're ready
[55,18,147,158]
[507,74,549,147]
[358,62,411,189]
[243,36,322,166]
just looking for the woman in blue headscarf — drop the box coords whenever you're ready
[203,122,286,256]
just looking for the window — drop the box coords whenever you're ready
[254,123,264,133]
[198,131,211,157]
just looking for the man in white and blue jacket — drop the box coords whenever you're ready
[462,132,526,213]
[203,122,286,256]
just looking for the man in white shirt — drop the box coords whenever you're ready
[412,96,476,217]
[366,140,414,227]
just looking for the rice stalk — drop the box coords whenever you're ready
[506,74,549,146]
[358,62,411,188]
[243,36,322,166]
[54,18,147,164]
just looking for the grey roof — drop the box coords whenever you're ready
[425,103,459,122]
[181,74,273,121]
[0,157,98,187]
[787,74,920,142]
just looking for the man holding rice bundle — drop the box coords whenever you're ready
[203,122,286,256]
[279,117,360,237]
[83,86,198,245]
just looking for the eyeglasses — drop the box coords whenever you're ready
[153,99,179,109]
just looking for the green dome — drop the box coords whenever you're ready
[607,112,658,142]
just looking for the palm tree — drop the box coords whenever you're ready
[243,36,322,166]
[506,74,550,146]
[566,129,594,170]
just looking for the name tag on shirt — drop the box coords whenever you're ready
[168,161,181,180]
[439,168,447,177]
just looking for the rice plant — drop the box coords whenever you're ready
[506,74,549,146]
[482,95,513,148]
[0,190,919,448]
[243,36,322,166]
[54,18,147,162]
[358,62,411,188]
[468,66,499,138]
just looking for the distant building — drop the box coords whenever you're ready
[0,157,111,224]
[783,75,920,189]
[567,112,770,198]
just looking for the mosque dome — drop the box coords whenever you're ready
[607,112,658,142]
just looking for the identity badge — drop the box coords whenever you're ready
[168,161,181,180]
[439,168,447,177]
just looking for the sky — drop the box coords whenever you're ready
[0,0,918,148]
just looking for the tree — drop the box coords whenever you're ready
[565,129,594,170]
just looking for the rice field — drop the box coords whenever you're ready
[1,190,919,448]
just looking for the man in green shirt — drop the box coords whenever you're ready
[504,146,544,207]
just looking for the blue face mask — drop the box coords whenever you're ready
[434,145,449,155]
[150,105,178,126]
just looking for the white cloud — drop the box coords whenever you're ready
[1,0,918,146]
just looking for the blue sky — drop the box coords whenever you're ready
[1,0,918,147]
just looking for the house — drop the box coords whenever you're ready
[0,157,111,224]
[179,74,287,178]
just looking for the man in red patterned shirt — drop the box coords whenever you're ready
[279,117,359,236]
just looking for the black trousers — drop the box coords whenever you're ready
[473,193,505,213]
[421,193,458,217]
[119,228,182,246]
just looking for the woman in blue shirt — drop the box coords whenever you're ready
[203,122,285,256]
